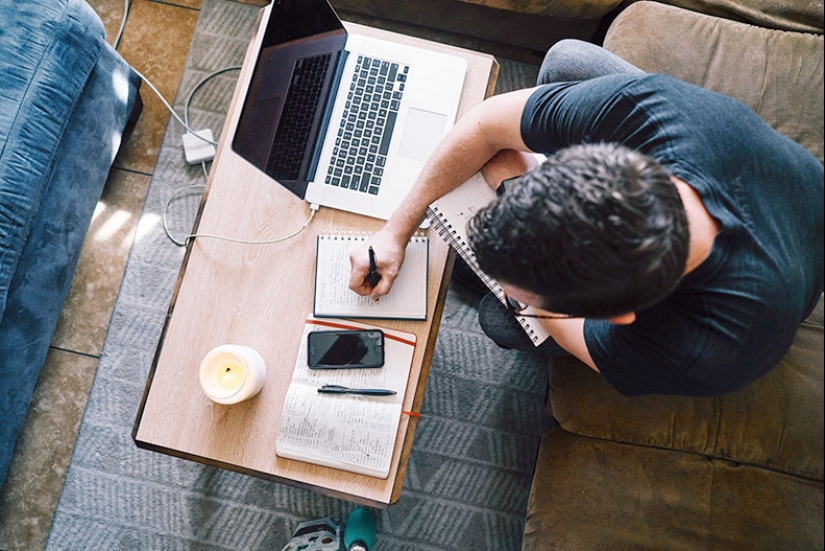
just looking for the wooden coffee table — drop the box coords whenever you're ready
[132,13,498,508]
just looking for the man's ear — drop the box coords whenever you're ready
[607,312,637,325]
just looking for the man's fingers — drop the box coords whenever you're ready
[348,260,372,295]
[369,270,397,301]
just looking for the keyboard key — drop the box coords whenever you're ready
[379,111,397,155]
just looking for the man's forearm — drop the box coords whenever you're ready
[382,88,537,243]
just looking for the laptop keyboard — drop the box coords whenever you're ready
[266,54,332,180]
[325,55,409,195]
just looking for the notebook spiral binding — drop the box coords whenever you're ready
[426,205,541,343]
[319,229,427,241]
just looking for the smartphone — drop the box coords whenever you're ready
[307,329,385,369]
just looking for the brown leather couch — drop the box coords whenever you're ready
[523,1,824,549]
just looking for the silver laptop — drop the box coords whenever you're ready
[232,0,467,220]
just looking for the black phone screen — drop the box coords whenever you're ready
[307,329,385,368]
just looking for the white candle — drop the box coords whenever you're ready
[199,345,266,404]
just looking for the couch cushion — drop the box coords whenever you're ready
[604,1,824,163]
[656,0,824,33]
[546,294,823,481]
[523,428,824,550]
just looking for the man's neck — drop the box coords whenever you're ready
[673,177,721,275]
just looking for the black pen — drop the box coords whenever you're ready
[367,246,379,287]
[318,384,396,396]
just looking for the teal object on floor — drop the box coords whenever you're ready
[343,508,376,551]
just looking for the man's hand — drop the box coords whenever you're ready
[348,227,409,301]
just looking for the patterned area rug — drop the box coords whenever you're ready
[47,1,549,549]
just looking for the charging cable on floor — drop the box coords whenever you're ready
[114,0,228,158]
[130,66,222,147]
[113,0,131,50]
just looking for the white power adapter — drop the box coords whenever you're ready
[182,129,217,164]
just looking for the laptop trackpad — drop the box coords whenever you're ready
[398,108,447,162]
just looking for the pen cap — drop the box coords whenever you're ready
[343,508,375,551]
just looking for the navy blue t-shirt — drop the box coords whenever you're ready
[521,74,824,396]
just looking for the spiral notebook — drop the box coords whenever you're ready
[313,233,429,320]
[427,173,550,346]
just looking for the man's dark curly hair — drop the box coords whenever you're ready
[467,143,690,318]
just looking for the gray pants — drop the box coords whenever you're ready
[537,39,644,85]
[478,40,643,356]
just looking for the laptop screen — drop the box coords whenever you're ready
[260,0,344,48]
[232,0,347,197]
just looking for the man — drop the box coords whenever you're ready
[348,40,824,397]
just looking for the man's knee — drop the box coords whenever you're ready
[538,39,594,84]
[537,39,644,85]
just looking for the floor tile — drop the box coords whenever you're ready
[51,169,152,356]
[0,350,99,551]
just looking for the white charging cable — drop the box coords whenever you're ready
[163,188,320,247]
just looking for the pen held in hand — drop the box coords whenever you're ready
[318,384,396,396]
[367,246,380,288]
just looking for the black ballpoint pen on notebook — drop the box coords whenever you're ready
[318,384,396,396]
[367,246,379,287]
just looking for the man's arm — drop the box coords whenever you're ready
[349,87,539,299]
[542,318,599,372]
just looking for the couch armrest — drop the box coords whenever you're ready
[645,0,824,34]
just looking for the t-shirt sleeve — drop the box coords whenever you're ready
[520,74,653,156]
[584,318,705,396]
[582,279,802,397]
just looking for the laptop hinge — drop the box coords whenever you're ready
[306,48,349,182]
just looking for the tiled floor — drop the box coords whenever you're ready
[0,2,538,549]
